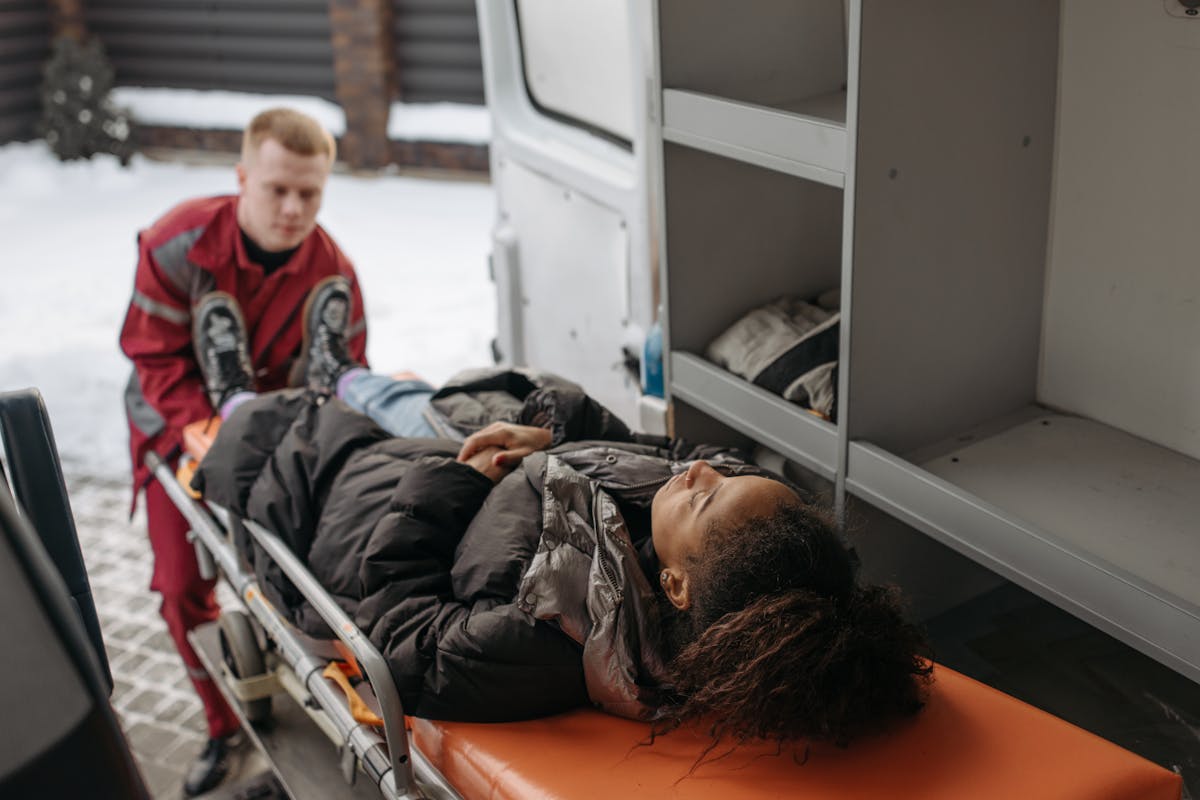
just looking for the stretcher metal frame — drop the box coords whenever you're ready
[147,451,462,800]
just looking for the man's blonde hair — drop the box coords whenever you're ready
[242,107,336,164]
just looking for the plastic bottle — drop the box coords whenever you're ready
[642,310,664,399]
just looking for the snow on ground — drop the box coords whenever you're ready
[110,88,348,136]
[0,140,496,482]
[110,87,492,143]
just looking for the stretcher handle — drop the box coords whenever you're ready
[237,515,419,796]
[146,453,253,599]
[146,452,431,799]
[241,516,460,800]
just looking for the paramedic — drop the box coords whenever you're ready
[191,290,932,750]
[118,107,367,797]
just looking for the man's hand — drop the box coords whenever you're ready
[457,422,552,471]
[461,445,513,483]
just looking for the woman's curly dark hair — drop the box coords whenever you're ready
[653,501,932,748]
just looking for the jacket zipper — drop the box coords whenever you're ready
[592,494,623,601]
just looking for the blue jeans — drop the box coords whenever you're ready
[340,372,439,438]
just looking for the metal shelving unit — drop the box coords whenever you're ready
[653,0,1200,684]
[670,352,838,480]
[662,89,847,186]
[847,422,1200,683]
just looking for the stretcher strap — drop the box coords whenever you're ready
[183,416,221,460]
[332,640,363,678]
[175,456,202,500]
[323,661,384,728]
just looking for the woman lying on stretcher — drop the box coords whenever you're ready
[188,281,932,749]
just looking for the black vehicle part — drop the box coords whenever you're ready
[0,388,111,693]
[0,416,149,798]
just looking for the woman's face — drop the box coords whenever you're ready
[651,460,799,571]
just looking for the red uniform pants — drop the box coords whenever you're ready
[145,479,240,739]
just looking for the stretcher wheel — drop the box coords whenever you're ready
[218,610,272,724]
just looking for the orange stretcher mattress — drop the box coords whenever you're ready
[181,420,1181,800]
[411,665,1181,800]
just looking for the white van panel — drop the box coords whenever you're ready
[515,0,635,141]
[493,158,640,425]
[478,1,653,428]
[1040,0,1200,460]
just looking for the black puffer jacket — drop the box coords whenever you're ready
[192,370,760,722]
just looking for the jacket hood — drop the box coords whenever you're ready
[518,452,671,719]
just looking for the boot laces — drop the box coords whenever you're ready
[203,313,250,393]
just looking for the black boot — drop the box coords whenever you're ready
[182,733,240,797]
[293,275,361,393]
[192,292,254,411]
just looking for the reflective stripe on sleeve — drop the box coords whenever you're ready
[151,227,205,296]
[125,370,165,437]
[131,289,190,327]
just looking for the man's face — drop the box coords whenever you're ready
[236,137,331,252]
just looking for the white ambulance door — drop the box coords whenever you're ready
[477,0,655,427]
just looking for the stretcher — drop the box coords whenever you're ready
[148,417,1183,800]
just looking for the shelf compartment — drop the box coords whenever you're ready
[846,412,1200,683]
[670,351,838,480]
[662,89,847,187]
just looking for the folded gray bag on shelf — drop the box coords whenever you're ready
[705,292,840,419]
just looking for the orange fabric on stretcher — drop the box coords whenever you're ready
[322,662,385,728]
[411,664,1181,800]
[183,417,221,459]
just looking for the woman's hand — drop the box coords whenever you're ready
[461,445,513,483]
[457,422,552,471]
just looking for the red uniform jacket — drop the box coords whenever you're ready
[120,195,368,492]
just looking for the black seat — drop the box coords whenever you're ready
[0,388,148,799]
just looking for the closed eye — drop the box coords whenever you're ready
[689,489,714,510]
[696,484,721,514]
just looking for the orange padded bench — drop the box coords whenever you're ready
[412,665,1180,800]
[179,420,1181,800]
